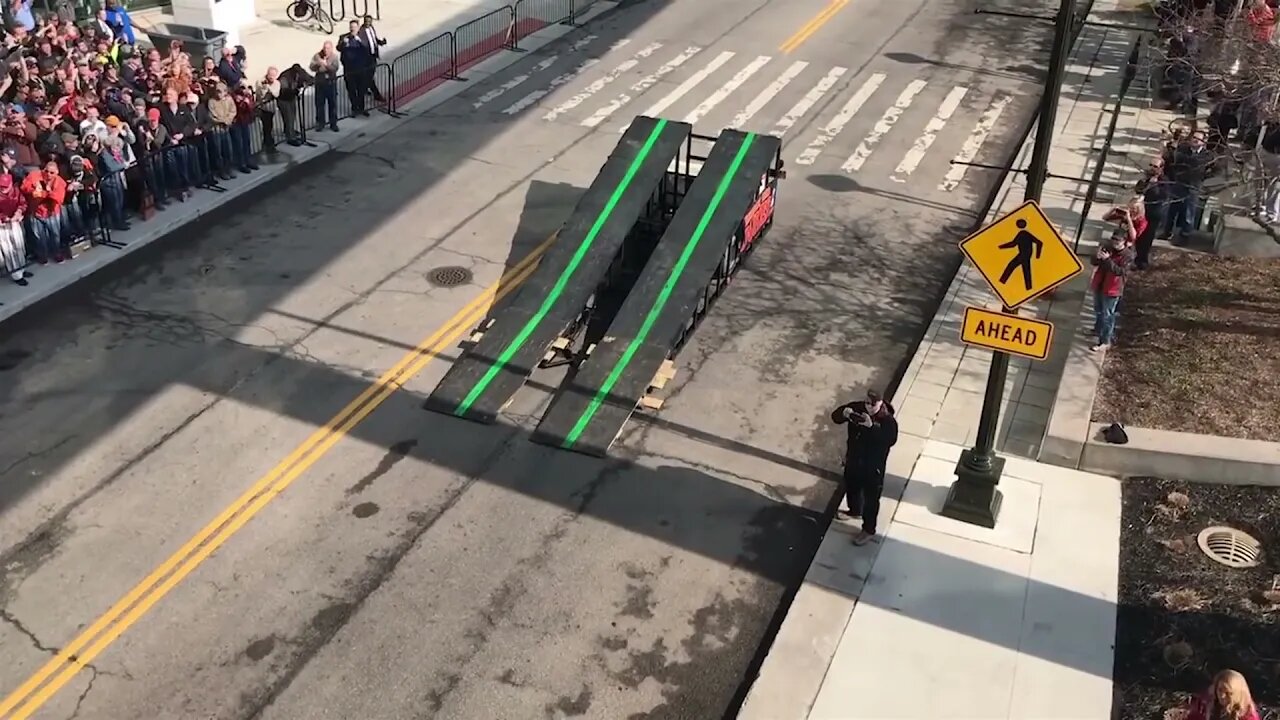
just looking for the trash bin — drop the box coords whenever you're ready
[145,23,228,61]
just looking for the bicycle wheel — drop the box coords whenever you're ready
[286,0,315,22]
[316,7,335,34]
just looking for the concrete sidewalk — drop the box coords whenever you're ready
[737,1,1163,717]
[0,0,618,324]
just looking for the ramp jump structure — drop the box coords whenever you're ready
[425,119,784,456]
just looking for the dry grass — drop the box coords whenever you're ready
[1093,249,1280,441]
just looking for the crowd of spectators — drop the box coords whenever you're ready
[0,0,362,289]
[1085,0,1280,352]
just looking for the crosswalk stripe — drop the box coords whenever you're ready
[636,50,736,123]
[773,66,846,137]
[939,94,1012,192]
[502,39,631,115]
[684,55,772,125]
[794,73,885,166]
[582,46,702,128]
[891,86,968,182]
[842,79,927,173]
[543,42,663,122]
[730,60,808,129]
[474,36,596,109]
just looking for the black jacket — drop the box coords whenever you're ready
[159,103,197,139]
[832,400,898,470]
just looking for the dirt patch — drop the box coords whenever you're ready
[1093,250,1280,442]
[1116,477,1280,719]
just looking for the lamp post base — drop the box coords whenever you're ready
[940,449,1006,528]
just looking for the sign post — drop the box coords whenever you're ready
[940,0,1077,529]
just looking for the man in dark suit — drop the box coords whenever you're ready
[361,15,387,104]
[336,19,372,116]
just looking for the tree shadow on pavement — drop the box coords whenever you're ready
[0,0,674,526]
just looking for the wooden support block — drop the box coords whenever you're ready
[551,337,570,351]
[656,359,677,380]
[584,343,597,357]
[639,396,664,410]
[467,331,485,344]
[648,374,669,391]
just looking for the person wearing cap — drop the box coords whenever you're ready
[0,170,30,286]
[20,157,67,264]
[831,389,899,546]
[217,46,243,89]
[1,148,24,183]
[138,106,181,206]
[62,154,99,244]
[205,82,237,181]
[2,104,39,170]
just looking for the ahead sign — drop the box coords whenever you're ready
[960,306,1054,361]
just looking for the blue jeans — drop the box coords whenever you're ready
[1094,292,1121,345]
[316,82,338,128]
[28,215,62,262]
[164,146,191,191]
[206,129,234,174]
[230,122,255,168]
[1164,184,1199,237]
[100,179,127,229]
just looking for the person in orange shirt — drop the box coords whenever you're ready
[21,158,68,264]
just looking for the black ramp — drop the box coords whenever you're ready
[533,130,782,455]
[424,117,692,424]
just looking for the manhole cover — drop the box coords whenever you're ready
[427,266,472,288]
[1197,526,1262,569]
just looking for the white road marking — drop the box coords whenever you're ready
[632,50,736,126]
[891,85,968,182]
[684,55,772,125]
[542,42,663,121]
[939,94,1013,192]
[794,73,885,166]
[772,66,846,137]
[502,39,631,115]
[473,35,596,109]
[841,79,927,173]
[581,46,702,128]
[730,60,808,129]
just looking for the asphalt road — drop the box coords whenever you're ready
[0,0,1050,717]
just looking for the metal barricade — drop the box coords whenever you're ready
[454,7,516,73]
[391,31,457,107]
[513,0,572,46]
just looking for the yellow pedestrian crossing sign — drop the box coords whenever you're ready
[959,200,1083,308]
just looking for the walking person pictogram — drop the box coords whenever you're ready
[998,219,1044,291]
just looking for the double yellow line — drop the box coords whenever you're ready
[0,235,555,720]
[779,0,850,54]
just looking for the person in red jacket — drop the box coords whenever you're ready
[1184,669,1261,720]
[1090,213,1137,353]
[0,172,30,285]
[1247,0,1277,43]
[21,158,68,264]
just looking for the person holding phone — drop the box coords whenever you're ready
[831,389,898,546]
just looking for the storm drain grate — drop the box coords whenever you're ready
[427,266,473,288]
[1197,526,1262,569]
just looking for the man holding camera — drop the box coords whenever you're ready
[831,390,899,546]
